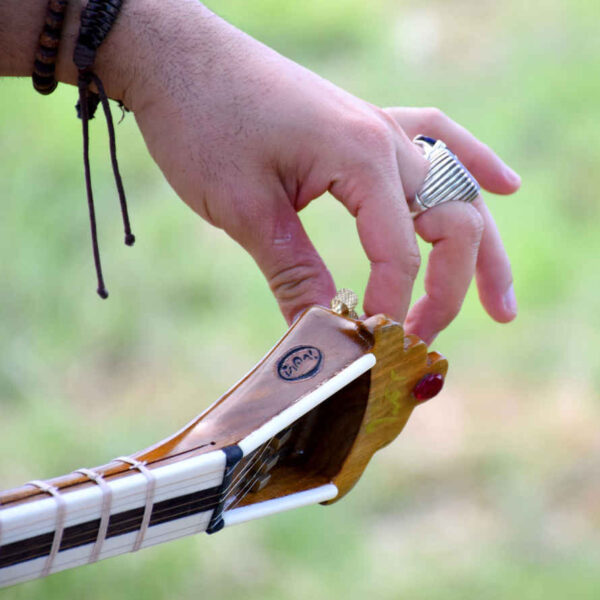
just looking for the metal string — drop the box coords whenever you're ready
[223,442,276,509]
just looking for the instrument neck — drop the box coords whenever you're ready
[0,449,228,587]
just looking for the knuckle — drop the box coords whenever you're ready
[404,248,422,280]
[422,107,447,129]
[349,116,395,156]
[461,205,485,246]
[375,107,404,134]
[269,260,325,306]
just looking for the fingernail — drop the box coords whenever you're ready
[503,284,518,317]
[503,165,521,187]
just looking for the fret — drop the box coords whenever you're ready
[72,468,113,564]
[113,456,156,551]
[22,481,65,578]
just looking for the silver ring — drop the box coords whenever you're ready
[410,135,480,217]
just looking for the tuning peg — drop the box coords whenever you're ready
[330,289,359,319]
[270,427,293,451]
[250,473,271,493]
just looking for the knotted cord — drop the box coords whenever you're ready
[74,0,134,298]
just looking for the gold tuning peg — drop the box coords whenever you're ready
[330,289,359,320]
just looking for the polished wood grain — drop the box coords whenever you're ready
[237,313,448,507]
[325,314,448,502]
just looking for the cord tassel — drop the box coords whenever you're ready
[78,75,108,299]
[91,73,135,246]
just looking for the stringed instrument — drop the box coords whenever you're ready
[0,292,447,588]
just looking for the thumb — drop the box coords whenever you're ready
[226,193,336,324]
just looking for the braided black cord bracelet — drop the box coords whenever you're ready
[73,0,134,299]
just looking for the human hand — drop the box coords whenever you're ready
[3,0,516,341]
[124,2,519,342]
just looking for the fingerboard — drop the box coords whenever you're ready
[0,443,337,588]
[0,450,227,587]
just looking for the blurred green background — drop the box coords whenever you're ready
[1,0,599,598]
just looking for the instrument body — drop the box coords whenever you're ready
[0,306,447,587]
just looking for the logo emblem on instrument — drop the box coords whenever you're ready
[277,346,323,381]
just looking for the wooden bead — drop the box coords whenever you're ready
[32,0,69,95]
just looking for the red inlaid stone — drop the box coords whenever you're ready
[413,373,444,402]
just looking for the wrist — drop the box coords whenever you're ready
[0,0,157,108]
[55,0,151,108]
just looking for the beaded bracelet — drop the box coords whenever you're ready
[33,0,134,299]
[32,0,69,95]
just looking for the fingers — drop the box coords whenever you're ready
[473,197,517,322]
[224,114,426,325]
[404,202,483,345]
[329,159,421,321]
[225,106,516,334]
[384,106,518,340]
[385,107,521,195]
[404,196,517,344]
[225,189,336,324]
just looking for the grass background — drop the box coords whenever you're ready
[1,0,599,597]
